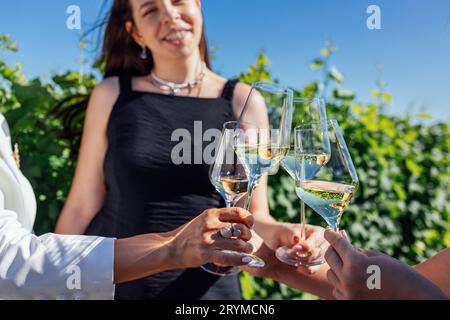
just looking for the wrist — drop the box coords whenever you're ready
[253,219,278,239]
[114,230,180,284]
[135,231,179,274]
[159,229,179,270]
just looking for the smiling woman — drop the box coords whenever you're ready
[102,0,210,78]
[53,0,283,301]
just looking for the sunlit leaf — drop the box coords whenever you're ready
[406,159,423,175]
[320,48,329,57]
[329,66,344,83]
[310,59,324,71]
[415,113,432,119]
[381,92,393,104]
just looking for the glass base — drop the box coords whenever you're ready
[200,264,240,276]
[200,250,265,276]
[275,245,326,267]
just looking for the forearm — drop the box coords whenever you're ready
[113,232,176,284]
[414,248,450,298]
[253,215,277,236]
[273,264,335,300]
[251,243,335,300]
[55,209,92,234]
[393,266,449,300]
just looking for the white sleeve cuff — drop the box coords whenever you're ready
[75,236,116,300]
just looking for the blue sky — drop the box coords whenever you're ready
[1,0,449,120]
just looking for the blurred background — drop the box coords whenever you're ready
[0,0,449,299]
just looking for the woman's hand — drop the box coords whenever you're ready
[324,229,448,300]
[256,221,328,273]
[241,224,328,277]
[170,207,255,269]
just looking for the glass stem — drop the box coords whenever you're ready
[243,176,257,210]
[300,200,306,240]
[329,219,340,233]
[229,197,241,208]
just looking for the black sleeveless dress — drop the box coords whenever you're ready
[85,76,241,300]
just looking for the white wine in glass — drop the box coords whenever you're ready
[202,122,265,275]
[281,151,329,180]
[295,180,356,231]
[276,97,331,267]
[295,120,359,233]
[234,81,294,269]
[213,176,248,206]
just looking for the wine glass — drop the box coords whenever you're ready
[232,82,293,268]
[276,97,331,266]
[295,119,358,245]
[236,81,293,205]
[201,121,264,275]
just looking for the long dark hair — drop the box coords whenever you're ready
[52,0,211,159]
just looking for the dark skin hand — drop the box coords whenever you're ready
[324,229,449,300]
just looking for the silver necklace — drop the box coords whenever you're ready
[151,62,206,95]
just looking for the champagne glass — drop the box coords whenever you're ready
[295,119,358,245]
[201,121,264,275]
[276,97,331,266]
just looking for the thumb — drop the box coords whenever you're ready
[324,228,354,262]
[358,248,381,257]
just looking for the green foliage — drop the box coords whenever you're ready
[1,36,449,299]
[0,35,97,234]
[238,45,450,300]
[238,49,272,83]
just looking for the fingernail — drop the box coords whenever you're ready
[293,236,300,243]
[341,230,351,242]
[242,256,253,264]
[293,245,303,251]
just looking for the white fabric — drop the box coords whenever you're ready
[0,112,115,299]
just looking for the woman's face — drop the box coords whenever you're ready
[128,0,203,61]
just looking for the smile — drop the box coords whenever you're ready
[164,30,189,42]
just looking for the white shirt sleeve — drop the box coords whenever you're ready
[0,190,115,300]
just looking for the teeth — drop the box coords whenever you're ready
[165,31,186,41]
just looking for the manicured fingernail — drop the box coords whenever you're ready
[293,236,300,243]
[242,256,253,264]
[293,245,303,251]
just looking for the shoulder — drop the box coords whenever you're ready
[232,82,252,107]
[0,112,9,136]
[91,77,120,101]
[85,77,120,120]
[0,112,11,149]
[231,82,266,119]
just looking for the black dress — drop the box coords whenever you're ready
[85,76,241,300]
